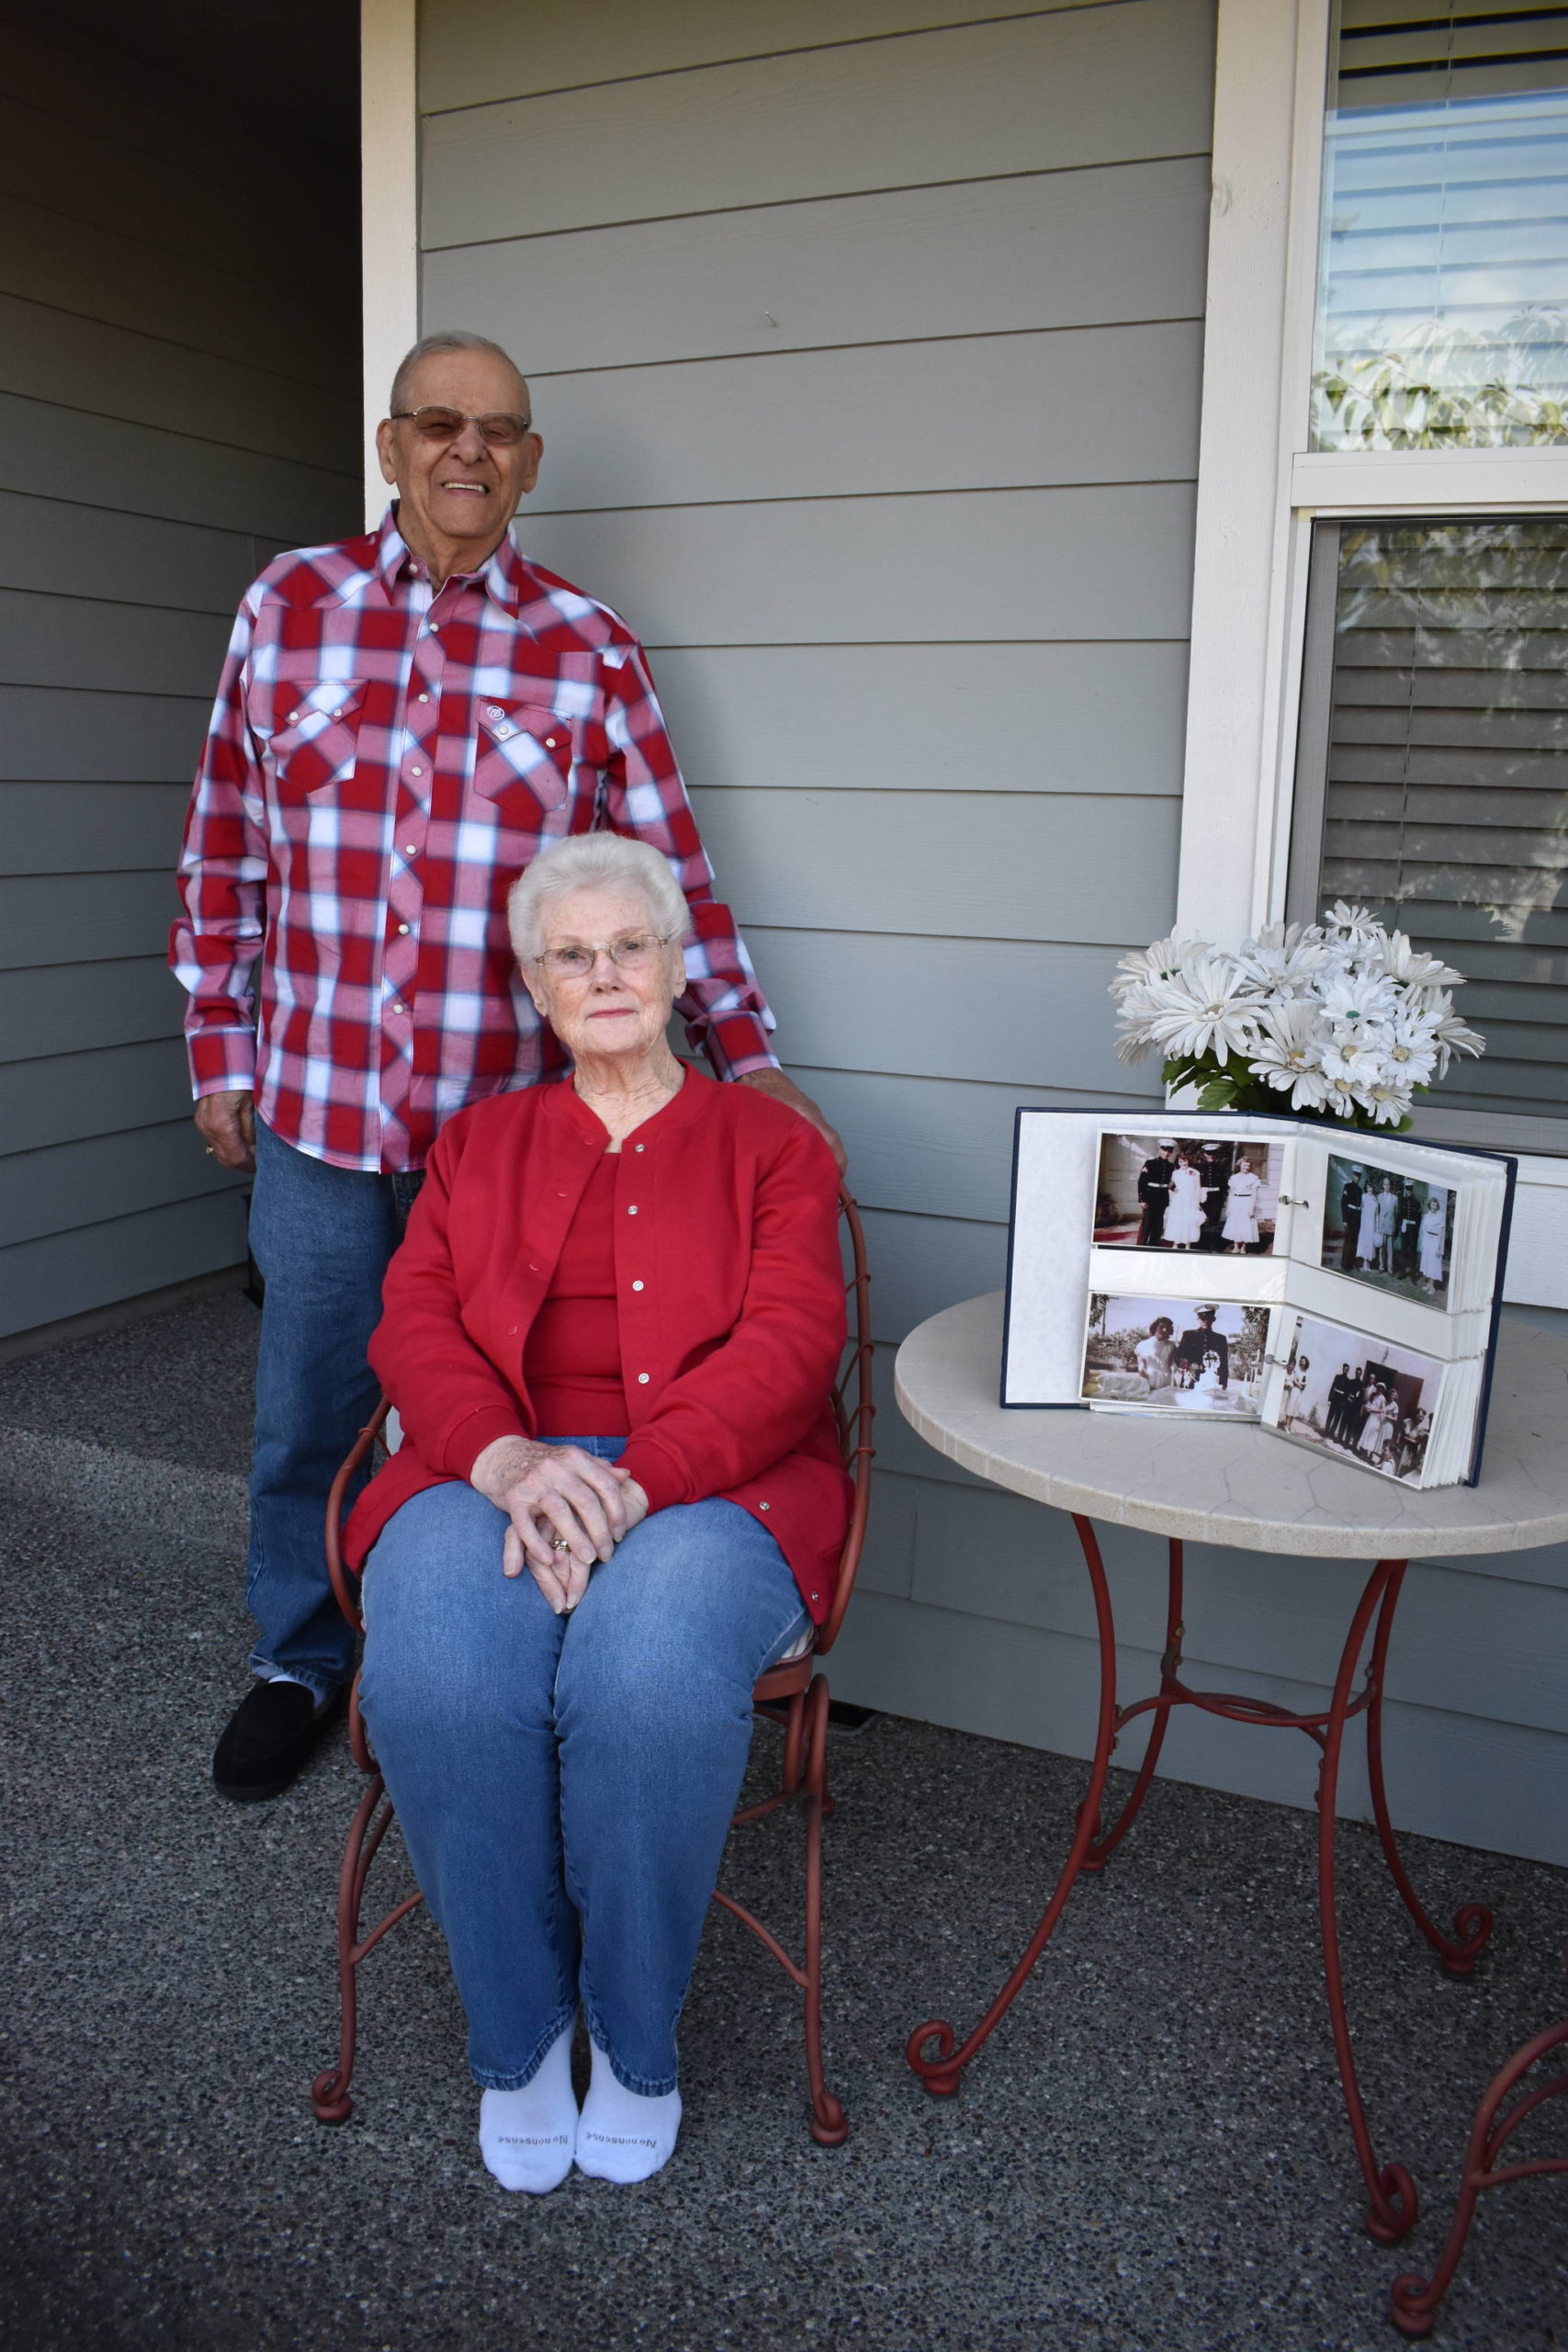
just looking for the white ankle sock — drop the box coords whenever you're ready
[574,2040,682,2184]
[479,2029,577,2194]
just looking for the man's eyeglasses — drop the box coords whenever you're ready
[389,405,535,447]
[532,933,676,980]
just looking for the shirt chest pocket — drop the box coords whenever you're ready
[266,679,368,799]
[473,700,573,820]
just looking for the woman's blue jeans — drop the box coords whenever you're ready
[358,1452,811,2097]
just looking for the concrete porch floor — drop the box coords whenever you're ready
[2,1293,1564,2351]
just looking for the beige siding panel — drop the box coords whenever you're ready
[425,156,1212,375]
[421,0,1105,110]
[0,293,360,470]
[0,871,173,972]
[424,0,1215,245]
[828,1592,1568,1865]
[1,784,189,876]
[1,956,182,1058]
[694,787,1179,944]
[0,1036,194,1155]
[519,483,1197,648]
[0,1192,248,1340]
[0,592,231,699]
[782,1067,1155,1224]
[0,193,341,387]
[0,393,355,545]
[749,928,1145,1090]
[0,490,275,616]
[0,1120,242,1249]
[0,686,207,782]
[528,323,1202,514]
[649,643,1189,798]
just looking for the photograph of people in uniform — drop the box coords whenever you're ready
[1081,1295,1269,1417]
[1272,1313,1441,1485]
[1092,1135,1285,1257]
[1320,1157,1453,1306]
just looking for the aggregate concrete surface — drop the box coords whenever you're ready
[2,1295,1564,2352]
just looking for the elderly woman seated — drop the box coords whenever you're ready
[342,833,851,2195]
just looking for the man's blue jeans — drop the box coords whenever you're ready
[245,1117,423,1698]
[358,1462,811,2096]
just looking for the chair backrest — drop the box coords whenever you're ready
[817,1187,875,1656]
[324,1187,874,1645]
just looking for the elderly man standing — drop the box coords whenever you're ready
[172,329,841,1804]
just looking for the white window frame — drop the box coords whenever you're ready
[361,0,420,529]
[1177,0,1568,1306]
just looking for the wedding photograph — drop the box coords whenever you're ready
[1092,1134,1285,1257]
[1271,1314,1443,1486]
[1080,1295,1270,1417]
[1320,1155,1454,1306]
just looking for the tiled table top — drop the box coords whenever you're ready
[896,1294,1568,1559]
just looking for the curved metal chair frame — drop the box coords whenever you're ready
[311,1190,874,2144]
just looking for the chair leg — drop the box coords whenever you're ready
[801,1676,848,2145]
[311,1774,385,2123]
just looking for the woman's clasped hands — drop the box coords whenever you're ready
[469,1436,649,1614]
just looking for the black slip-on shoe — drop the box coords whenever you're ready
[212,1679,344,1803]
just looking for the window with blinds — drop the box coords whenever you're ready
[1288,517,1568,1143]
[1313,2,1568,449]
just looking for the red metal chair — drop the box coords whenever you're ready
[310,1190,874,2144]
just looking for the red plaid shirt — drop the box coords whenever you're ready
[170,510,777,1171]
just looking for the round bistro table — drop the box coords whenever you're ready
[896,1293,1568,2335]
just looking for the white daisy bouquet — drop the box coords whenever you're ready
[1110,904,1484,1130]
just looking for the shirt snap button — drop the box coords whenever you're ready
[631,1280,644,1292]
[545,736,558,748]
[404,843,418,856]
[634,1143,644,1153]
[397,922,410,934]
[410,763,423,776]
[759,1500,770,1510]
[626,1204,638,1215]
[637,1373,650,1385]
[288,708,299,723]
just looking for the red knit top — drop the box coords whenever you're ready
[522,1151,627,1437]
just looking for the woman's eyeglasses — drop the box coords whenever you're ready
[389,406,534,447]
[533,933,675,979]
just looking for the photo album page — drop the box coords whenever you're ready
[1001,1109,1516,1489]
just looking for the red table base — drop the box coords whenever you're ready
[1388,2001,1568,2336]
[904,1518,1495,2248]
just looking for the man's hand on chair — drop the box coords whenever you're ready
[196,1089,256,1171]
[470,1436,649,1613]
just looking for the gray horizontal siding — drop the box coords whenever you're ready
[0,291,360,471]
[423,0,1215,244]
[425,156,1213,376]
[748,930,1148,1090]
[0,17,357,1336]
[0,591,233,697]
[1,784,190,876]
[0,956,183,1059]
[0,1036,194,1154]
[0,686,209,782]
[694,788,1180,942]
[526,323,1203,514]
[425,153,1213,376]
[0,390,357,545]
[520,484,1198,647]
[0,488,287,615]
[419,0,1108,109]
[648,643,1190,797]
[0,871,172,971]
[0,1192,249,1340]
[0,1120,243,1249]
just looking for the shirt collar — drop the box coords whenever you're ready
[375,503,527,611]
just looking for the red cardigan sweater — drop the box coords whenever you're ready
[344,1069,852,1620]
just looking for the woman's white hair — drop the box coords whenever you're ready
[506,833,687,963]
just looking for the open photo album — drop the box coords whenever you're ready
[1000,1110,1517,1489]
